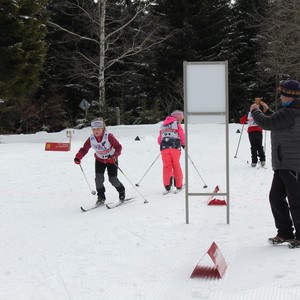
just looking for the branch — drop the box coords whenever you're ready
[47,20,99,45]
[104,2,153,42]
[104,29,177,71]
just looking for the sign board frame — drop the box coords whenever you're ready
[183,61,230,224]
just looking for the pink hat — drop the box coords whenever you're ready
[171,110,184,118]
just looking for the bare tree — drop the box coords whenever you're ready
[158,78,183,113]
[48,0,173,111]
[258,0,300,86]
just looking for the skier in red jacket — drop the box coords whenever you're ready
[74,118,125,206]
[240,104,266,167]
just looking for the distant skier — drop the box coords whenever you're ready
[240,104,266,167]
[74,118,125,206]
[157,110,185,192]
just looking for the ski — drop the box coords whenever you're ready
[80,204,105,212]
[174,188,183,194]
[106,197,134,209]
[80,201,114,212]
[247,161,267,169]
[163,186,184,195]
[174,184,185,194]
[256,163,267,169]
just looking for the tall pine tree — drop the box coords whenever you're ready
[228,0,268,119]
[0,0,48,101]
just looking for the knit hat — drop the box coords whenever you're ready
[278,80,300,98]
[171,110,184,119]
[91,118,104,129]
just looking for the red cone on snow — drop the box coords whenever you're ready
[190,242,227,279]
[207,185,227,206]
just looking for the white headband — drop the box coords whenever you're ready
[91,119,104,129]
[171,110,184,118]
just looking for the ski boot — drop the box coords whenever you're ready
[268,235,294,245]
[96,194,106,206]
[119,191,126,203]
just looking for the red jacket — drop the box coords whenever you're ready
[240,113,262,133]
[76,132,122,163]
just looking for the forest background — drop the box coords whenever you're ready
[0,0,299,134]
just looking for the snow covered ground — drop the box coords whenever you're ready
[1,123,300,300]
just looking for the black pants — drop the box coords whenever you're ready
[269,169,300,239]
[95,160,125,196]
[248,131,265,164]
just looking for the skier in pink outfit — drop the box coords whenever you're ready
[157,110,185,192]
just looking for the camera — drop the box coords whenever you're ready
[255,97,262,105]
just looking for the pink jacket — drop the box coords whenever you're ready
[157,116,185,148]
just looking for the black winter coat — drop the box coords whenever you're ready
[252,100,300,172]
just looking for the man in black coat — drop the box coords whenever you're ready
[250,79,300,248]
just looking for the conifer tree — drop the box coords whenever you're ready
[0,0,48,101]
[152,0,232,114]
[228,0,268,117]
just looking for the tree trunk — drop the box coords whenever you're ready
[98,0,106,109]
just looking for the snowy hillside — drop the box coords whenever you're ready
[1,123,300,300]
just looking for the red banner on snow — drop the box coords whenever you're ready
[45,142,70,151]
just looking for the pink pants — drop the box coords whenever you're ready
[161,148,183,188]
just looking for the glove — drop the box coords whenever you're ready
[239,114,247,124]
[181,145,185,149]
[74,157,81,165]
[106,156,117,164]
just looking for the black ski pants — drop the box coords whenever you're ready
[248,131,265,164]
[95,160,125,196]
[269,169,300,240]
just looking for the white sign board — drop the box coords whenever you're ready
[185,62,227,123]
[183,61,229,224]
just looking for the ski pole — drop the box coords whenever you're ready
[234,124,245,158]
[79,164,96,195]
[116,164,149,204]
[135,153,160,187]
[187,155,208,188]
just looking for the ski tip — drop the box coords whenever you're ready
[80,207,87,212]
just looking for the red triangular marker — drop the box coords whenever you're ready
[207,185,227,206]
[190,242,227,279]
